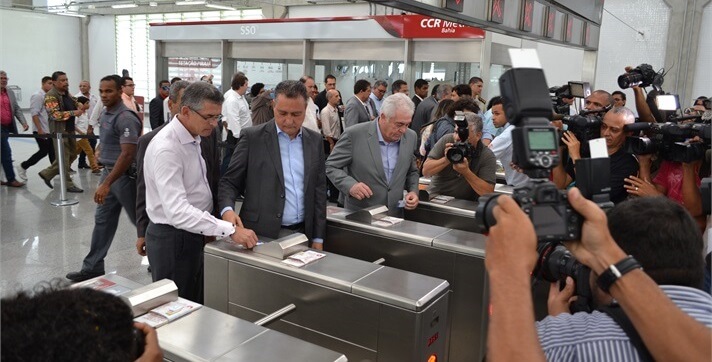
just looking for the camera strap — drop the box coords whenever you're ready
[597,304,653,362]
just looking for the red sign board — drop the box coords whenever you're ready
[374,15,485,39]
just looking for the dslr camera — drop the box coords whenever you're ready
[446,111,474,164]
[475,68,582,242]
[617,63,663,89]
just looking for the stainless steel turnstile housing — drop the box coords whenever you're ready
[326,207,489,362]
[204,240,450,362]
[75,274,347,362]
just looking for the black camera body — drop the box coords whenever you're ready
[618,63,662,89]
[476,179,581,242]
[446,111,474,163]
[560,113,602,151]
[624,121,711,162]
[446,142,473,163]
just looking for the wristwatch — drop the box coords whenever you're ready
[596,255,642,293]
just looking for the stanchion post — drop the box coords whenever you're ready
[51,132,78,206]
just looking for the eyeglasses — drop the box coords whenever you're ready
[188,107,222,122]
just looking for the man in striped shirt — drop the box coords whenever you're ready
[486,190,711,361]
[536,196,712,361]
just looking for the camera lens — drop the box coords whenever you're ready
[617,72,643,89]
[446,146,466,163]
[474,193,503,233]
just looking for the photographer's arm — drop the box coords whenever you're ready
[564,188,712,362]
[681,161,702,217]
[552,146,573,189]
[422,139,453,177]
[632,87,656,123]
[453,158,495,196]
[422,156,449,177]
[486,196,546,362]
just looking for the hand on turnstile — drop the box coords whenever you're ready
[223,210,258,248]
[404,191,419,210]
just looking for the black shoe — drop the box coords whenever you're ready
[66,270,103,283]
[78,164,90,169]
[66,186,84,193]
[38,172,53,189]
[147,265,152,273]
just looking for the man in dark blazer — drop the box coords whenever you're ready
[411,78,429,110]
[344,79,374,129]
[218,80,326,249]
[326,93,420,216]
[148,79,170,130]
[0,70,29,187]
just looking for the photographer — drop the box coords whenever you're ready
[2,281,163,361]
[625,152,703,221]
[486,190,712,361]
[553,106,639,204]
[422,112,497,200]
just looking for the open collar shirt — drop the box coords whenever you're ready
[144,116,235,238]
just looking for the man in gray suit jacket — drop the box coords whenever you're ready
[326,93,420,216]
[219,80,327,250]
[1,70,29,187]
[344,79,375,129]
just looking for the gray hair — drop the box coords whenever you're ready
[170,80,190,102]
[436,84,453,100]
[0,70,7,77]
[608,106,636,125]
[464,112,483,134]
[373,80,388,89]
[275,80,308,106]
[380,93,415,119]
[180,81,223,111]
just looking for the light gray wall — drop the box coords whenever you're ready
[594,0,670,104]
[0,9,82,108]
[691,3,712,102]
[88,15,117,92]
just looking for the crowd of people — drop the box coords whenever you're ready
[1,68,710,361]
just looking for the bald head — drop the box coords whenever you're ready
[326,89,340,106]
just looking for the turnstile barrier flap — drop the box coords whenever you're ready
[344,205,388,224]
[121,279,179,317]
[253,233,309,260]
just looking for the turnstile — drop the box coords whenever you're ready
[204,235,450,362]
[407,186,514,233]
[75,274,347,362]
[326,206,488,362]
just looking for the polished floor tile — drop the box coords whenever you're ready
[1,131,152,297]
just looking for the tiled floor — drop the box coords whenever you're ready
[1,129,152,297]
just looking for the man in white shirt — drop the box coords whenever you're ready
[144,81,245,303]
[221,72,251,175]
[488,96,529,186]
[299,75,321,133]
[322,89,342,203]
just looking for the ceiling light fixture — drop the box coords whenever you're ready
[149,1,158,6]
[205,2,236,10]
[111,3,139,8]
[175,0,206,5]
